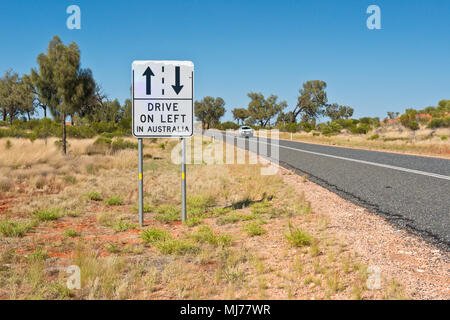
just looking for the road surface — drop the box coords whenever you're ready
[204,131,450,250]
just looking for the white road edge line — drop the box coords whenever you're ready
[209,132,450,182]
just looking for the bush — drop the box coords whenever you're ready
[427,117,450,129]
[63,229,80,238]
[0,219,35,237]
[368,134,380,140]
[189,225,232,246]
[278,123,301,133]
[141,228,170,244]
[104,196,123,206]
[243,221,267,236]
[87,191,102,201]
[285,222,313,247]
[111,138,138,152]
[154,205,179,222]
[33,209,60,221]
[350,123,371,134]
[321,122,342,136]
[217,121,240,130]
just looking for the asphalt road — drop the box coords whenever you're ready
[204,131,450,250]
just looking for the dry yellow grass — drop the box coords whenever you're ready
[271,126,450,158]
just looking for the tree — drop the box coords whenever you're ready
[122,99,132,119]
[325,104,354,121]
[399,108,419,130]
[387,112,400,120]
[33,35,93,154]
[291,80,328,123]
[0,70,34,124]
[247,92,287,127]
[194,96,225,129]
[232,108,250,125]
[20,74,37,120]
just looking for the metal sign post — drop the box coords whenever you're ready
[132,60,194,226]
[138,138,143,227]
[181,138,187,222]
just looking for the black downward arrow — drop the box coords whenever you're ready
[143,67,155,95]
[171,66,184,95]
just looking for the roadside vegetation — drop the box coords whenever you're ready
[0,136,407,299]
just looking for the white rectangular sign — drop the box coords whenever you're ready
[132,60,194,138]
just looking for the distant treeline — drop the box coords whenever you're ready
[1,36,449,150]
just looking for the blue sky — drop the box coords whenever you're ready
[0,0,449,121]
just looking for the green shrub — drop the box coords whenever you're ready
[5,139,12,149]
[285,222,313,247]
[250,200,272,215]
[132,204,154,213]
[368,134,379,140]
[87,191,102,201]
[111,138,137,152]
[63,229,80,238]
[94,136,112,146]
[440,135,448,140]
[105,196,123,206]
[243,221,267,237]
[216,212,257,225]
[217,121,240,130]
[185,217,203,227]
[141,228,170,244]
[190,225,232,246]
[34,209,60,221]
[350,123,371,134]
[428,117,450,129]
[155,239,199,255]
[105,243,121,254]
[154,205,179,222]
[0,219,35,237]
[113,221,137,232]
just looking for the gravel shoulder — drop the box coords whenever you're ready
[278,165,449,299]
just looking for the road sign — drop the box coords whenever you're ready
[132,60,194,138]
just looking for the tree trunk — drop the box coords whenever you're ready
[27,112,31,121]
[2,113,6,122]
[43,106,47,118]
[62,112,67,155]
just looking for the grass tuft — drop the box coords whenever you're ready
[104,196,123,206]
[0,219,35,237]
[285,222,313,247]
[87,191,102,201]
[33,209,60,221]
[243,221,267,237]
[63,229,80,238]
[190,225,232,246]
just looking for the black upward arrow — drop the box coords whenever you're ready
[143,67,155,95]
[171,66,183,95]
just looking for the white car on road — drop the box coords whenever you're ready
[239,126,253,138]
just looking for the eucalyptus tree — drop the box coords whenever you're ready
[291,80,328,123]
[194,96,226,129]
[247,92,287,127]
[33,35,95,154]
